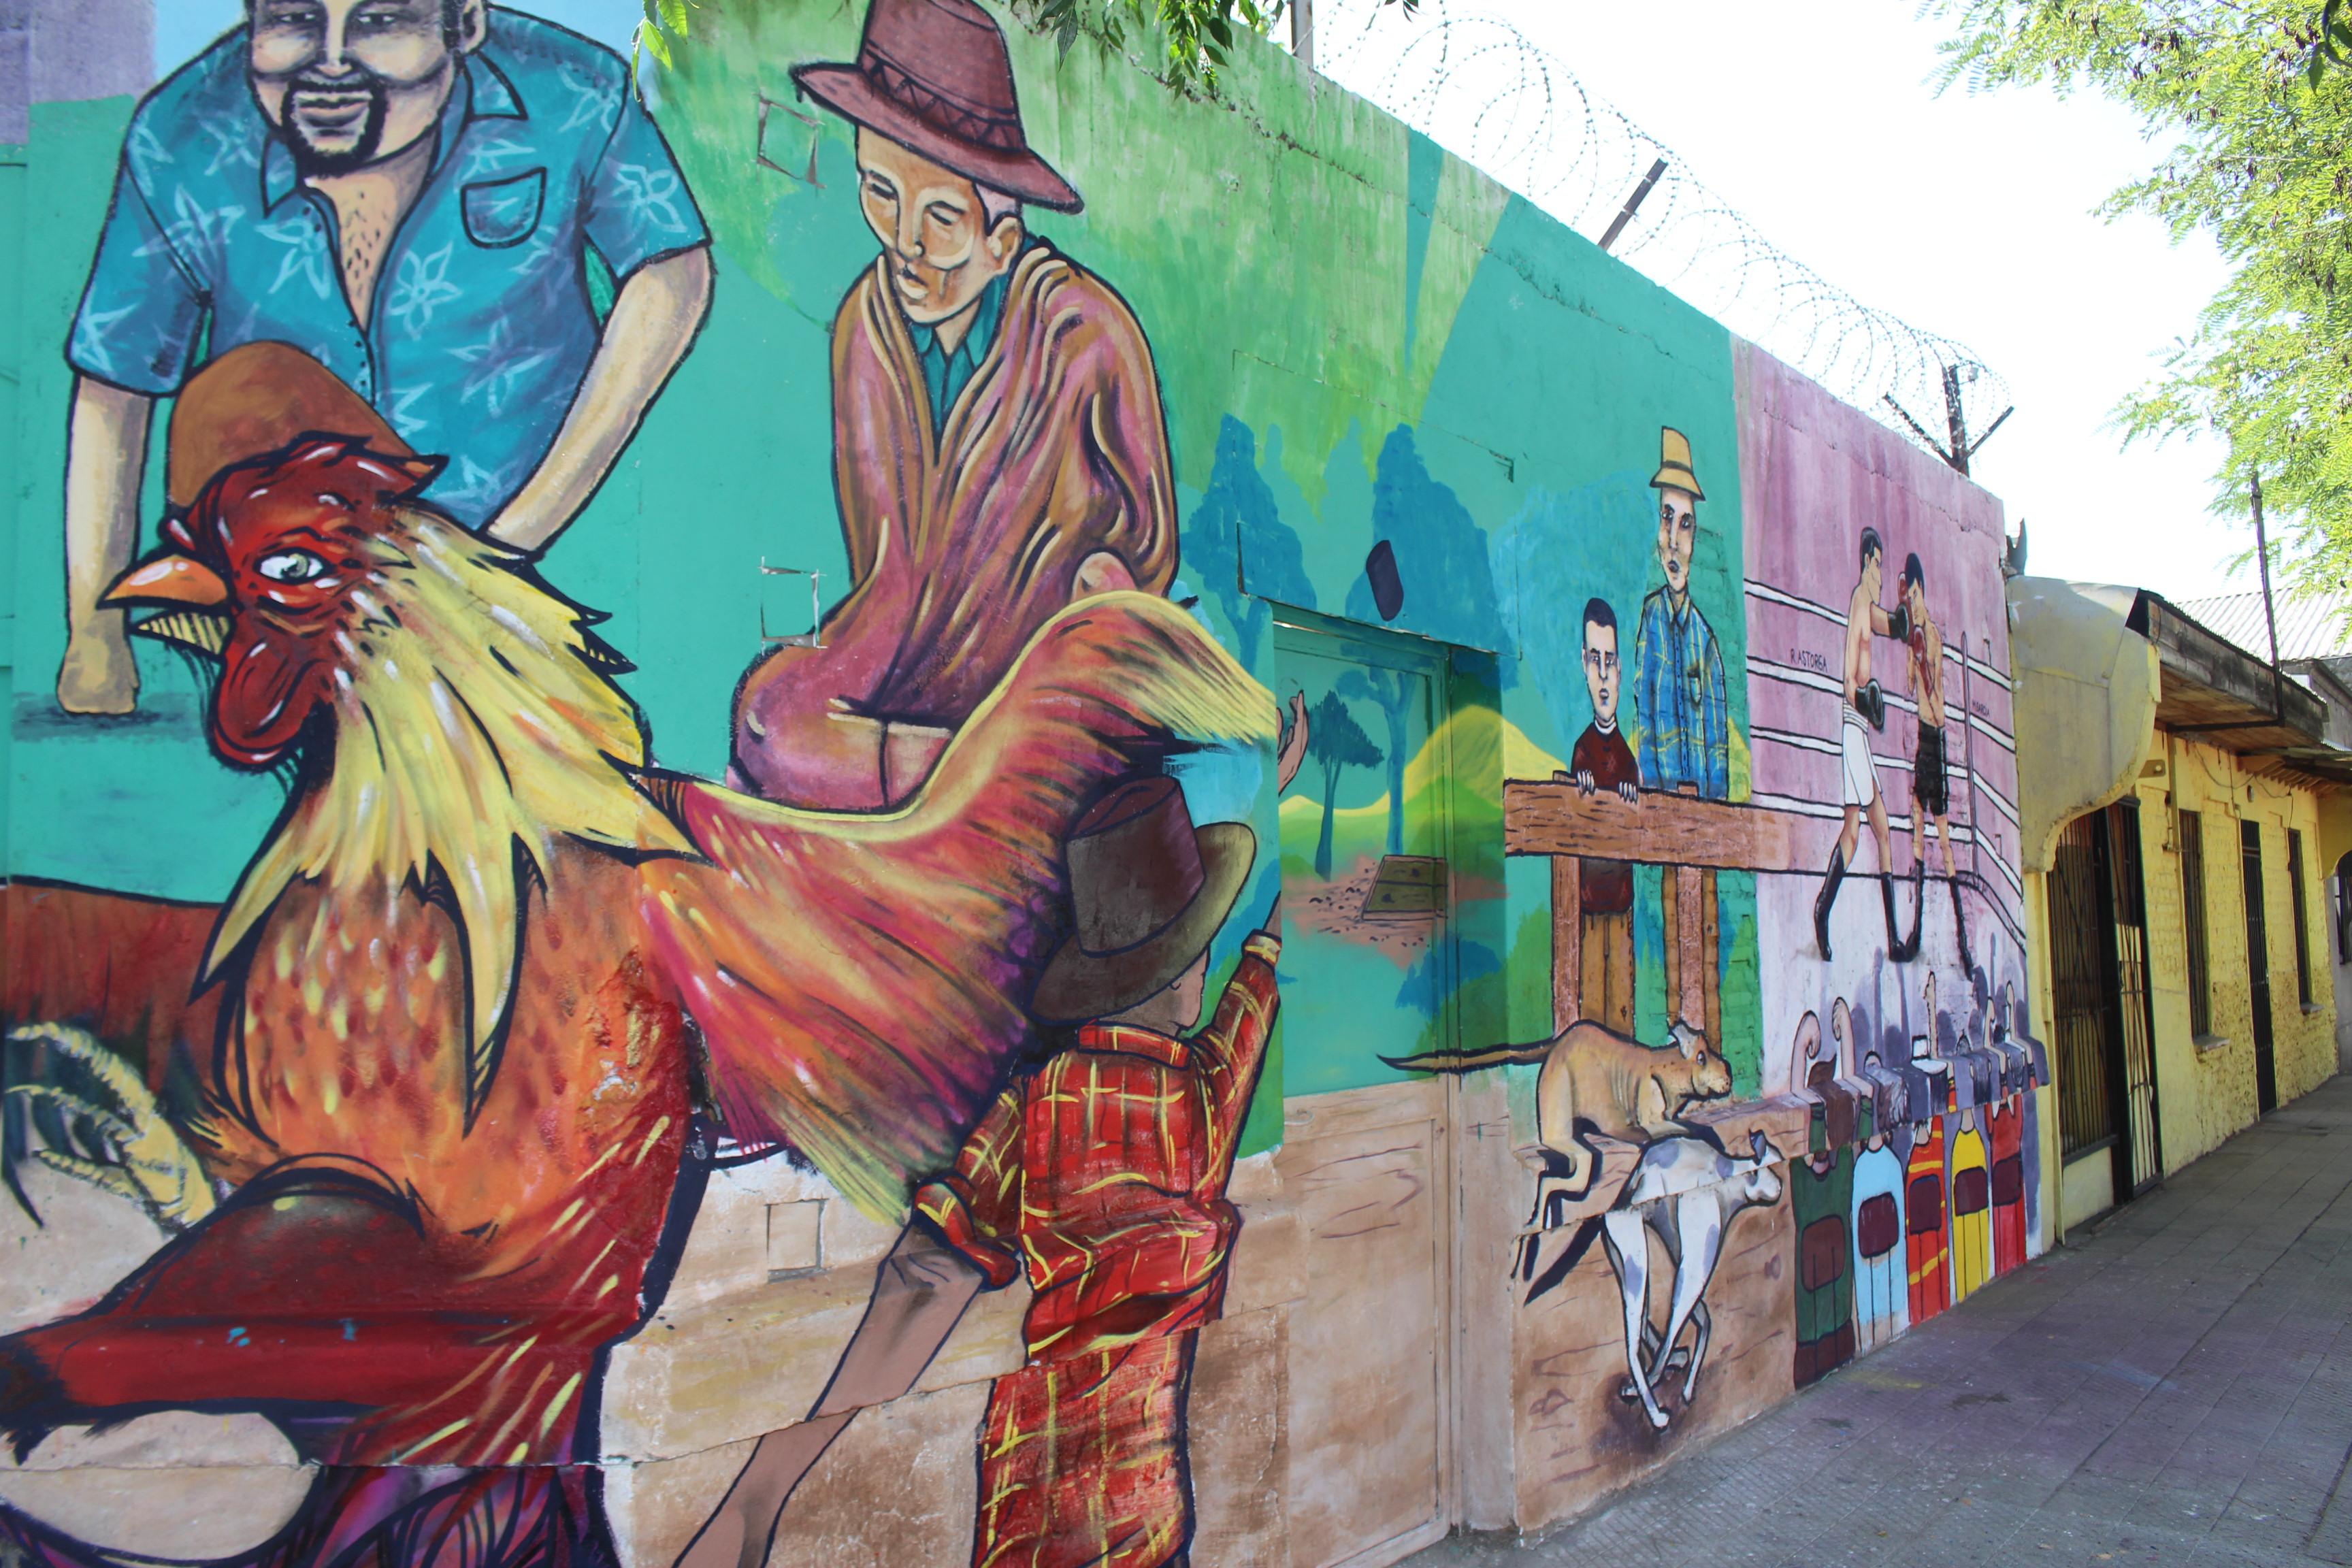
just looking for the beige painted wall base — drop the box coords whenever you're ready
[2061,1151,2116,1235]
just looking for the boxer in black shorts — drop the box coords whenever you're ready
[1901,553,1956,879]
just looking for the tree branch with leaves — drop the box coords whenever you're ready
[631,0,692,87]
[1933,1,2352,602]
[1014,0,1416,94]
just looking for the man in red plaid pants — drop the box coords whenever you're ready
[916,774,1282,1568]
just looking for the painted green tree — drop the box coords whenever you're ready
[1934,2,2352,600]
[1307,689,1382,879]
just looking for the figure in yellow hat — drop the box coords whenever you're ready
[1631,428,1730,799]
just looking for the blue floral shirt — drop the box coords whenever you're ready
[67,8,709,527]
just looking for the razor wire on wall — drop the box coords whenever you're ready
[1312,0,2012,466]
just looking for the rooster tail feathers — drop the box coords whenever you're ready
[643,592,1277,1221]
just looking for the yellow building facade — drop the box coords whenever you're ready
[2012,581,2349,1232]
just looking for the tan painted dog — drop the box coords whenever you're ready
[1386,1017,1733,1251]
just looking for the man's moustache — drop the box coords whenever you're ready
[289,71,387,103]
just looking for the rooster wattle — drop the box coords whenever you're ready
[0,426,1273,1482]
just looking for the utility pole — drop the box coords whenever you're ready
[1292,0,1313,71]
[1599,158,1669,253]
[1884,363,2012,477]
[2253,469,2285,720]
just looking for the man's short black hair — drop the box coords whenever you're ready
[1901,552,1926,593]
[1859,527,1884,568]
[1582,597,1617,640]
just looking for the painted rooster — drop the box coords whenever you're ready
[0,361,1270,1548]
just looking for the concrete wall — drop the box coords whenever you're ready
[0,2,2053,1561]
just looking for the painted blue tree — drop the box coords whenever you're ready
[1343,425,1506,854]
[1308,689,1382,879]
[1182,416,1316,670]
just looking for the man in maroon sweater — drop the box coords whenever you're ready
[729,0,1177,813]
[1570,598,1639,1030]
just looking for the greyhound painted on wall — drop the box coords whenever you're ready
[1528,1130,1785,1431]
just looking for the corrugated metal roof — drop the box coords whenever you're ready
[2173,590,2352,662]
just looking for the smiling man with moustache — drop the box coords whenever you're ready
[57,0,713,715]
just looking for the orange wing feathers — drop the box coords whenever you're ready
[640,593,1275,1218]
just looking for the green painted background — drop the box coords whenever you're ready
[2,2,1768,1156]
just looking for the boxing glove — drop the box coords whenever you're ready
[1885,601,1912,644]
[1857,679,1888,730]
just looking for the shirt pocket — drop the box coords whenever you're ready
[462,169,546,249]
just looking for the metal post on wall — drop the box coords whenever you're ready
[2253,469,2285,720]
[1599,158,1669,253]
[1292,0,1314,72]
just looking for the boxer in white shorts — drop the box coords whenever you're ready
[1814,527,1907,960]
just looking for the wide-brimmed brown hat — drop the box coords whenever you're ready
[1032,777,1255,1023]
[165,342,415,511]
[791,0,1082,213]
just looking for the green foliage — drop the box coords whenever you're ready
[1015,0,1416,94]
[1935,2,2352,597]
[631,0,691,88]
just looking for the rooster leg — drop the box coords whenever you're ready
[0,1158,630,1467]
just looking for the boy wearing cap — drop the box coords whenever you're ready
[1570,597,1639,1031]
[679,702,1307,1568]
[732,0,1178,813]
[913,776,1279,1567]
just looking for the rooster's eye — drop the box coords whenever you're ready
[256,550,329,585]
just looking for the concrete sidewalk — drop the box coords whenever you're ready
[1404,1076,2352,1568]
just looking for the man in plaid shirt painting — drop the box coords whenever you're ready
[916,772,1284,1568]
[1632,427,1732,800]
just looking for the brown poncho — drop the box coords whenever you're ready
[734,242,1177,810]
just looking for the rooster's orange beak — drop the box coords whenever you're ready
[103,554,229,610]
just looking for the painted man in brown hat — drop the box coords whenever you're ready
[728,0,1179,812]
[914,774,1284,1568]
[676,729,1306,1568]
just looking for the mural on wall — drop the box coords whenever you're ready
[0,0,2070,1556]
[1467,422,1782,1441]
[727,0,1176,815]
[2,338,1271,1565]
[1384,1017,1730,1289]
[52,0,715,719]
[1737,341,2047,1390]
[1465,365,2049,1443]
[3,2,1291,1566]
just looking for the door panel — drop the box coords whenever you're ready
[1277,1083,1450,1568]
[2048,815,2117,1160]
[1273,615,1456,1568]
[2244,821,2278,1113]
[2105,803,2163,1192]
[1273,619,1448,1096]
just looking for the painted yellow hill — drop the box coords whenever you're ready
[1277,710,1565,855]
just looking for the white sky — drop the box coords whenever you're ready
[157,1,2247,600]
[1494,0,2250,601]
